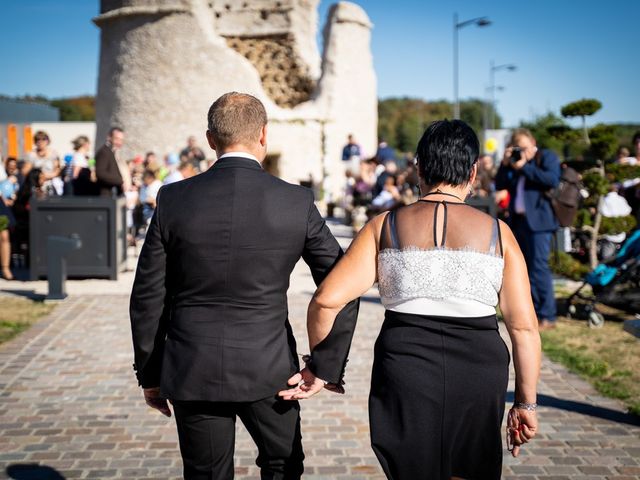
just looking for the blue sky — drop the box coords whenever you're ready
[1,0,639,128]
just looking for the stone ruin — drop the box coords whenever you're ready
[94,0,377,196]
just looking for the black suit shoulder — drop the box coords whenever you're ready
[161,167,314,206]
[263,172,315,203]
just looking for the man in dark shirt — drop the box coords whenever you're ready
[341,134,362,161]
[95,127,125,197]
[130,93,359,479]
[179,135,206,171]
[495,128,561,330]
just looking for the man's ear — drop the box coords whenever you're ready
[206,130,217,151]
[259,124,268,147]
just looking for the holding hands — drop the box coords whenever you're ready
[278,367,345,401]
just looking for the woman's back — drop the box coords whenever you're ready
[378,198,504,317]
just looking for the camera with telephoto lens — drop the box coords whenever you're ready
[510,147,522,163]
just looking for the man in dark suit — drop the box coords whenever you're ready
[95,127,125,196]
[495,128,561,330]
[130,92,359,479]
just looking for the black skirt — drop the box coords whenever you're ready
[369,310,510,480]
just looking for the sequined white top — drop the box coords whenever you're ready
[378,247,504,317]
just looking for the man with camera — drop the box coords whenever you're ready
[495,128,561,330]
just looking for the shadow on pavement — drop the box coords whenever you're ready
[507,391,640,427]
[0,289,46,301]
[6,464,65,479]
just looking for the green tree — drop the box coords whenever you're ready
[50,96,95,121]
[561,98,602,145]
[377,97,500,154]
[588,124,618,161]
[50,100,83,121]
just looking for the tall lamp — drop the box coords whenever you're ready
[489,61,517,128]
[453,13,491,119]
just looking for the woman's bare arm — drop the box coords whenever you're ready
[498,220,541,404]
[307,214,384,350]
[278,213,386,400]
[498,220,541,455]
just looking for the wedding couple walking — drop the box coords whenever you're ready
[130,92,541,480]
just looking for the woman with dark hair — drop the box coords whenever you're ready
[281,120,541,479]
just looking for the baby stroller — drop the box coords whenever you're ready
[563,229,640,327]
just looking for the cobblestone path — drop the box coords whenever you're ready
[0,262,638,479]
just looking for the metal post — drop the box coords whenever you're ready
[453,13,459,119]
[46,235,82,300]
[490,60,496,129]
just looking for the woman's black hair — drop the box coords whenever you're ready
[415,119,479,187]
[17,168,43,203]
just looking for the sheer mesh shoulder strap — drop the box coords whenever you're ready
[389,210,400,249]
[432,201,449,247]
[489,217,504,257]
[379,210,400,250]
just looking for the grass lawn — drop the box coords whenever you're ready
[0,296,55,345]
[541,310,640,416]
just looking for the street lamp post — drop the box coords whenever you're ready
[489,60,517,129]
[453,13,491,119]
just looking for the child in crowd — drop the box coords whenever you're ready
[139,169,162,224]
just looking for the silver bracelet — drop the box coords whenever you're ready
[513,402,537,411]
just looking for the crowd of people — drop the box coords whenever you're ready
[339,129,640,329]
[2,126,639,284]
[340,135,510,222]
[340,131,640,224]
[0,128,207,280]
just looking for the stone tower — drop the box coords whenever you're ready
[94,0,376,196]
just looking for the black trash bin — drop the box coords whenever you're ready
[29,196,127,280]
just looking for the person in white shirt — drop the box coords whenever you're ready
[163,161,196,185]
[599,186,633,245]
[371,174,401,210]
[139,169,163,224]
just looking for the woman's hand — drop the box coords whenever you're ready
[507,407,538,457]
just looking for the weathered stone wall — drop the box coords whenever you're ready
[94,0,377,193]
[316,2,377,197]
[225,35,315,108]
[210,0,321,80]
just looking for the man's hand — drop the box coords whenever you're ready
[143,387,171,417]
[511,157,528,170]
[503,146,533,170]
[278,367,326,400]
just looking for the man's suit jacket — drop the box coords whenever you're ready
[95,144,123,196]
[130,156,359,402]
[495,148,561,232]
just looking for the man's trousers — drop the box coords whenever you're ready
[172,395,304,480]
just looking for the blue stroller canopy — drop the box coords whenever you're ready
[585,229,640,287]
